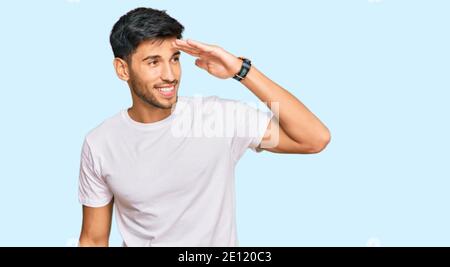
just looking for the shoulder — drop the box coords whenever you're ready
[83,110,124,149]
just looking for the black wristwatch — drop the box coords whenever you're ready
[233,57,252,82]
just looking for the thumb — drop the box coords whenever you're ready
[195,58,208,70]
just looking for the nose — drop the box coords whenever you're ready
[161,62,176,82]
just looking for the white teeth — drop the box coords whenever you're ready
[156,86,174,92]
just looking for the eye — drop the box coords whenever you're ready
[172,57,180,63]
[148,60,159,66]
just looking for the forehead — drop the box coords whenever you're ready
[133,37,178,60]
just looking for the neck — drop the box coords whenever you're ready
[127,102,172,124]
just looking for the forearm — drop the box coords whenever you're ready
[79,235,109,247]
[240,65,330,146]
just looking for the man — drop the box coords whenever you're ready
[78,7,330,247]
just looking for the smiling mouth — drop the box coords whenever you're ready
[154,84,176,98]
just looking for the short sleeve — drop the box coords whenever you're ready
[78,138,113,207]
[229,100,273,162]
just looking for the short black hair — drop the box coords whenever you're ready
[110,7,184,61]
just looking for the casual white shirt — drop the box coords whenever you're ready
[78,95,272,247]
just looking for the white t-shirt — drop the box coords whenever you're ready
[78,95,272,247]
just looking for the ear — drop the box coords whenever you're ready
[113,57,130,81]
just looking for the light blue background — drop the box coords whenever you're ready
[0,0,449,247]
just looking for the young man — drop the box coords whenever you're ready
[78,7,330,247]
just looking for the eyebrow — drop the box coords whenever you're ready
[142,51,181,62]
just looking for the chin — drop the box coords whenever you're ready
[156,95,178,109]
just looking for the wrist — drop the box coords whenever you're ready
[230,57,242,76]
[232,57,252,82]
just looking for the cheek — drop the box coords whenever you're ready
[171,65,181,79]
[137,67,161,87]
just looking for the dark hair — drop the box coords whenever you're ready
[110,7,184,61]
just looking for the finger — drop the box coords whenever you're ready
[186,39,214,52]
[174,39,201,52]
[176,46,201,57]
[173,41,201,55]
[173,41,198,54]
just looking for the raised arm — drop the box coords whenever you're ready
[172,39,331,154]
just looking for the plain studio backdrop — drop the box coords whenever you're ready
[0,0,449,246]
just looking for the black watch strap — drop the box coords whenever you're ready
[233,57,252,81]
